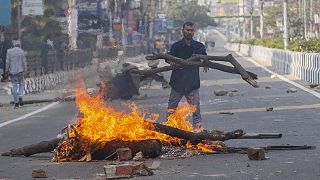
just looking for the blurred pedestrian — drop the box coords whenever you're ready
[40,36,53,74]
[57,40,67,71]
[6,40,27,109]
[0,37,13,81]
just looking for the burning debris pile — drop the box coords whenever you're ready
[2,81,253,161]
[53,81,234,161]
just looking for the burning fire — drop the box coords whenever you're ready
[53,81,222,161]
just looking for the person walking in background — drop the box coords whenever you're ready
[6,40,27,109]
[57,40,67,71]
[40,36,52,74]
[166,21,208,133]
[0,37,13,81]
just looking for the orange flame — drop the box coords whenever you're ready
[54,81,217,161]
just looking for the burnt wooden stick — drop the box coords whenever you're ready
[135,63,258,80]
[204,61,258,80]
[189,54,230,62]
[1,138,60,157]
[148,122,244,143]
[225,54,258,87]
[10,99,56,104]
[9,96,75,105]
[145,53,258,87]
[236,133,282,139]
[191,54,258,87]
[92,139,162,160]
[226,145,315,153]
[146,53,188,66]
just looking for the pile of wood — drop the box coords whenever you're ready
[1,122,282,161]
[100,53,258,100]
[136,53,258,88]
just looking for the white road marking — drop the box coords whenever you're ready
[203,103,320,115]
[234,51,320,99]
[0,102,59,128]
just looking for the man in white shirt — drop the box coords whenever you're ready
[6,40,27,109]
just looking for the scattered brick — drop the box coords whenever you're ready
[116,148,132,161]
[247,148,266,160]
[32,169,47,178]
[104,162,153,179]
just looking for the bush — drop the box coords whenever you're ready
[233,38,320,53]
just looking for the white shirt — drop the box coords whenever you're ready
[6,47,27,75]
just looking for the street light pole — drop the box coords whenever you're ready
[242,0,246,40]
[250,0,253,39]
[303,0,307,39]
[260,0,264,39]
[283,0,289,50]
[17,0,22,41]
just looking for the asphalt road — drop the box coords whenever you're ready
[1,31,320,180]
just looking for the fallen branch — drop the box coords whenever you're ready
[1,138,60,157]
[148,123,283,144]
[226,145,316,153]
[143,53,258,87]
[9,96,75,105]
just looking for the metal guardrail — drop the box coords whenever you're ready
[96,45,146,60]
[26,49,93,77]
[226,43,320,84]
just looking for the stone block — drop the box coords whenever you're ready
[247,148,266,160]
[116,148,132,161]
[32,169,47,178]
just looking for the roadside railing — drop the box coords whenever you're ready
[26,48,93,77]
[226,43,320,84]
[96,45,146,60]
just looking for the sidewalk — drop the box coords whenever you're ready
[0,81,67,106]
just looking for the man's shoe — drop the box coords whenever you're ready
[19,97,24,106]
[14,103,19,109]
[193,123,203,133]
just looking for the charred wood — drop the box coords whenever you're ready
[226,145,315,153]
[143,53,258,87]
[148,122,244,144]
[93,139,162,160]
[1,138,60,157]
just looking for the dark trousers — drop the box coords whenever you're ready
[1,56,7,79]
[42,59,48,74]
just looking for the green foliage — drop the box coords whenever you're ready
[289,40,320,53]
[20,0,64,50]
[239,38,284,49]
[264,4,303,39]
[234,38,320,53]
[164,1,212,29]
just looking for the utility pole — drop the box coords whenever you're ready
[309,0,313,38]
[249,0,253,39]
[67,0,77,49]
[283,0,289,50]
[238,0,242,40]
[17,0,22,41]
[303,0,307,39]
[260,0,264,39]
[242,0,246,40]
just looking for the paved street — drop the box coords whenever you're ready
[1,32,320,180]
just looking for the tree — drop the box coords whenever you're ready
[19,0,65,50]
[164,1,213,29]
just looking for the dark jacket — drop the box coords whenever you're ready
[168,38,207,94]
[40,42,51,61]
[0,40,13,59]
